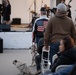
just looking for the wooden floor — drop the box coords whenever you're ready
[11,24,31,32]
[11,24,29,28]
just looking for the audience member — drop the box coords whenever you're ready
[32,7,49,46]
[44,3,76,64]
[51,36,76,72]
[44,4,50,17]
[67,5,72,18]
[41,36,76,75]
[61,0,72,18]
[2,0,11,24]
[0,3,3,24]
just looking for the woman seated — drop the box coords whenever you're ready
[51,35,76,72]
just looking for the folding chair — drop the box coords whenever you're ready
[41,46,51,74]
[52,54,72,72]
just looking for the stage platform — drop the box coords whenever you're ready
[11,24,31,32]
[11,24,29,28]
[0,32,32,49]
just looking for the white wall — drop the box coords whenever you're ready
[9,0,50,24]
[50,0,56,8]
[0,0,2,3]
[0,32,32,49]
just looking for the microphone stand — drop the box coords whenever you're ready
[34,0,36,13]
[27,0,35,23]
[41,0,43,7]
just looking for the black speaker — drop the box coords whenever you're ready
[0,24,10,31]
[0,38,3,53]
[12,18,21,24]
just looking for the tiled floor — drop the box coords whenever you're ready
[0,49,36,75]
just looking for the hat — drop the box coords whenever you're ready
[57,3,67,12]
[40,7,46,11]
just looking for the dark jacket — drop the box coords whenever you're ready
[67,9,71,18]
[3,4,11,21]
[51,46,76,72]
[33,15,49,42]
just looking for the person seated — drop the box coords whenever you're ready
[51,35,76,72]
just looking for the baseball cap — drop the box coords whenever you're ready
[56,3,67,12]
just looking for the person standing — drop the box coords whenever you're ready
[2,0,11,24]
[67,5,72,18]
[44,3,76,64]
[32,7,49,46]
[61,0,72,18]
[44,4,50,17]
[0,3,3,24]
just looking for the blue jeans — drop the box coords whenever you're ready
[50,42,60,64]
[36,37,41,46]
[41,65,74,75]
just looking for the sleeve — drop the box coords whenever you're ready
[32,20,37,42]
[70,20,76,42]
[44,18,52,46]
